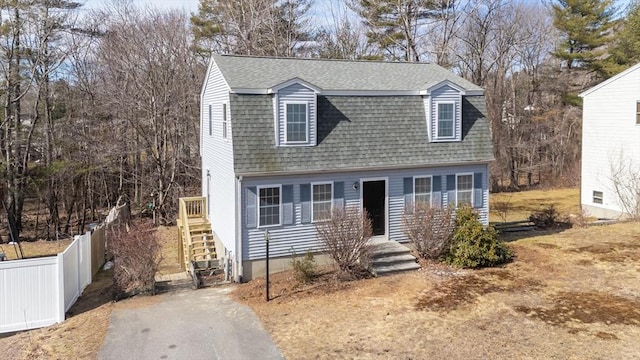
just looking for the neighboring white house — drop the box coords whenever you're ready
[580,64,640,219]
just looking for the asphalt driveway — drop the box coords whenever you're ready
[99,286,283,360]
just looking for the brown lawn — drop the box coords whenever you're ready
[233,222,640,359]
[490,188,580,223]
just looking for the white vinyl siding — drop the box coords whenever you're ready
[580,65,640,218]
[258,186,281,227]
[208,104,212,136]
[414,176,431,205]
[200,58,236,254]
[456,174,473,206]
[593,190,603,204]
[437,102,455,138]
[312,182,333,222]
[285,102,308,143]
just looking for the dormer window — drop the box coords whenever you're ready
[271,79,320,147]
[285,102,308,143]
[424,81,464,142]
[437,102,455,138]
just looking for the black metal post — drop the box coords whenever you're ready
[265,230,270,302]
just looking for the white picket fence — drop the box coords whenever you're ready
[0,231,96,334]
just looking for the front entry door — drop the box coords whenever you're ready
[362,180,386,236]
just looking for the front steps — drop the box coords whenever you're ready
[369,238,420,276]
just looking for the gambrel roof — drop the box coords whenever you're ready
[231,95,493,175]
[206,55,493,176]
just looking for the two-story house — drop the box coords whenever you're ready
[200,55,493,281]
[580,64,640,219]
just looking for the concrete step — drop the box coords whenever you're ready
[369,243,412,259]
[370,254,417,266]
[155,272,194,292]
[372,261,421,276]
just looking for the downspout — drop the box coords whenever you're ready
[235,175,243,283]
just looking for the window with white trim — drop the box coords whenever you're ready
[312,183,332,222]
[285,103,307,142]
[222,103,228,139]
[414,177,431,205]
[437,102,455,138]
[457,174,473,206]
[259,186,280,226]
[593,191,603,204]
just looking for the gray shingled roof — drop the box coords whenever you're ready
[213,55,482,92]
[231,95,493,175]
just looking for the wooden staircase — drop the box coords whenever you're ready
[177,197,218,276]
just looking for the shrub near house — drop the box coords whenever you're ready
[404,204,511,268]
[447,206,512,268]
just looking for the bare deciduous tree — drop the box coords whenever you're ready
[609,152,640,220]
[402,202,455,260]
[315,206,373,277]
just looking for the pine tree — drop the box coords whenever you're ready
[552,0,617,75]
[191,0,311,58]
[604,1,640,76]
[352,0,453,62]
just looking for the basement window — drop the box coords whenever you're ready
[593,191,603,205]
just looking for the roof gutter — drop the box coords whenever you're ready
[235,159,495,178]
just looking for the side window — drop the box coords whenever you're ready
[258,186,281,227]
[437,102,454,138]
[636,101,640,125]
[456,174,473,206]
[222,103,228,139]
[414,177,431,205]
[208,104,212,136]
[312,183,332,221]
[593,191,603,204]
[285,103,308,143]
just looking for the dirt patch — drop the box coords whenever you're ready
[155,225,182,275]
[595,331,619,340]
[514,291,640,326]
[233,266,353,305]
[575,259,594,266]
[415,275,503,311]
[535,242,560,250]
[415,269,543,312]
[566,241,640,263]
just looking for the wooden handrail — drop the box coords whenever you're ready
[178,196,214,271]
